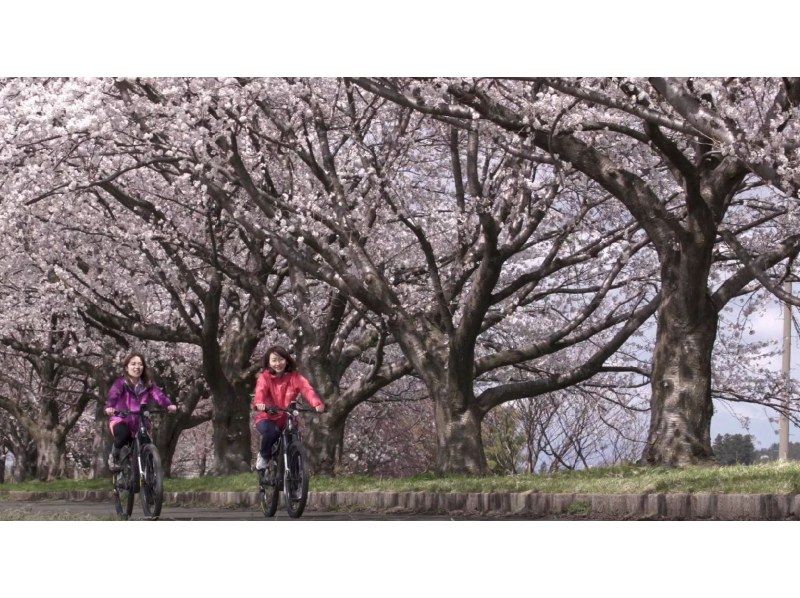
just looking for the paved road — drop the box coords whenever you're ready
[0,500,536,521]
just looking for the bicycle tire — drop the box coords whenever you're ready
[140,444,164,519]
[285,441,309,519]
[259,456,280,518]
[113,465,135,520]
[260,482,280,518]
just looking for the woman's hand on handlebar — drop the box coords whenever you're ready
[255,403,266,412]
[104,407,115,416]
[167,405,178,414]
[315,405,325,413]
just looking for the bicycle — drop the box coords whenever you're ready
[111,406,168,520]
[257,401,313,519]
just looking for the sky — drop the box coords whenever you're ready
[711,291,798,450]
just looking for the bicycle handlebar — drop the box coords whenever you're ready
[261,404,317,415]
[113,406,172,417]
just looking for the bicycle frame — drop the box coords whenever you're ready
[265,410,301,484]
[281,410,301,471]
[113,405,168,520]
[258,401,313,518]
[117,409,155,486]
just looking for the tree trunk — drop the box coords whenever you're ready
[35,431,66,482]
[160,435,179,478]
[304,410,346,476]
[10,439,35,482]
[89,398,112,479]
[393,323,488,475]
[198,452,207,476]
[200,280,253,475]
[642,252,718,466]
[294,361,345,476]
[153,416,183,478]
[208,386,252,475]
[432,396,487,475]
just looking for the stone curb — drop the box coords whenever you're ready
[2,490,799,519]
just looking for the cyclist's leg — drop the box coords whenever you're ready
[255,420,281,468]
[109,423,132,469]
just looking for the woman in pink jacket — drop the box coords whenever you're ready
[252,346,325,470]
[104,353,177,471]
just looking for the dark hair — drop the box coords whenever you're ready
[261,345,296,373]
[122,352,152,386]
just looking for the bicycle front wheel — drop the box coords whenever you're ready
[260,482,280,518]
[140,444,164,519]
[259,458,280,518]
[285,441,309,519]
[113,466,134,520]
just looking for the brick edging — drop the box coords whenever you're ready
[2,489,798,519]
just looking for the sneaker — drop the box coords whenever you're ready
[256,453,267,470]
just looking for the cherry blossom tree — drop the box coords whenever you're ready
[0,78,414,475]
[5,76,797,478]
[0,77,663,475]
[0,334,94,481]
[196,78,661,474]
[350,77,800,466]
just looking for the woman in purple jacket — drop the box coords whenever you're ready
[104,353,177,471]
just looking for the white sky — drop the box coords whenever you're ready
[712,293,798,449]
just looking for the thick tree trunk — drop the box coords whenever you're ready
[160,434,179,478]
[10,439,35,482]
[208,386,251,475]
[153,416,183,477]
[433,349,487,475]
[425,366,488,475]
[35,431,66,482]
[200,280,253,475]
[294,360,345,476]
[304,410,346,475]
[434,400,487,475]
[642,254,718,466]
[392,323,488,475]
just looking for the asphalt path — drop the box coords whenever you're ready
[0,499,537,521]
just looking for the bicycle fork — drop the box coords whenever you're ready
[137,454,144,485]
[283,435,290,486]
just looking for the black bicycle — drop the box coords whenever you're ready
[257,402,313,519]
[111,406,167,520]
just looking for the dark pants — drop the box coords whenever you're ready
[256,420,281,459]
[112,423,132,455]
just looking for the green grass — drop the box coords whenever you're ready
[3,462,800,495]
[306,462,800,494]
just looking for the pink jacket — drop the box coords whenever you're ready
[106,377,173,433]
[252,370,324,428]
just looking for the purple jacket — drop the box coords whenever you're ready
[106,377,173,433]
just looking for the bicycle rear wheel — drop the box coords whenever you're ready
[113,464,134,520]
[140,444,164,519]
[285,441,309,519]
